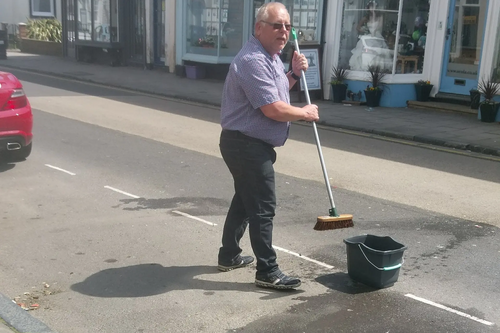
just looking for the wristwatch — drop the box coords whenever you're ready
[290,71,301,81]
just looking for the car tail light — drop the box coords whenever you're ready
[1,89,28,111]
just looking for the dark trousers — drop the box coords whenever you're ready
[218,130,279,276]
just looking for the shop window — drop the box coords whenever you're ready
[31,0,56,17]
[187,0,244,57]
[77,0,119,43]
[276,0,322,44]
[338,0,430,75]
[271,1,323,69]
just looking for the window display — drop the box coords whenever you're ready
[77,0,119,43]
[276,0,322,44]
[186,0,243,57]
[78,0,92,41]
[339,0,430,74]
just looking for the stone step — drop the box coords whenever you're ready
[407,100,477,115]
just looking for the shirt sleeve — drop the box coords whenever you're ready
[235,54,281,110]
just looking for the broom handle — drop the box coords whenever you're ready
[292,38,337,216]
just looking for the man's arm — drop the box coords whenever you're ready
[261,101,319,122]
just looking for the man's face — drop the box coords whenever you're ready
[255,6,291,56]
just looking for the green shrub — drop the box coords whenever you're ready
[26,19,62,43]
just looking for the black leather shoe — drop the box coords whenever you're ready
[218,255,254,272]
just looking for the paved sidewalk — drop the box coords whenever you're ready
[0,293,56,333]
[1,50,499,158]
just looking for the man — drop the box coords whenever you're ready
[217,2,319,290]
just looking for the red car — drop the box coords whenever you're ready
[0,71,33,161]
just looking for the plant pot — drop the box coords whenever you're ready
[185,65,206,79]
[479,102,499,123]
[331,84,348,103]
[364,89,382,107]
[470,90,480,110]
[414,84,433,102]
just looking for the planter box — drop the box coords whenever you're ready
[20,38,62,57]
[364,89,382,107]
[331,84,348,103]
[414,84,433,102]
[470,90,480,110]
[479,103,499,123]
[185,65,206,79]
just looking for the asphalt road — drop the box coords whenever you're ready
[0,72,499,333]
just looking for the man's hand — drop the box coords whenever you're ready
[292,51,308,77]
[302,104,319,122]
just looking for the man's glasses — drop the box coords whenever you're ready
[260,21,292,31]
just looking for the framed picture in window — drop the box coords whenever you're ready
[212,8,219,21]
[300,49,321,90]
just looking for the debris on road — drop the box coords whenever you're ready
[12,282,59,311]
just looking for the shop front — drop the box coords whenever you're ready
[62,0,154,67]
[175,0,325,81]
[323,0,499,107]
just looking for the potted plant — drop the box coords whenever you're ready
[364,65,387,107]
[414,80,433,102]
[330,66,349,103]
[469,88,480,110]
[477,75,500,123]
[194,36,216,48]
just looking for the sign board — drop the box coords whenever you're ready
[463,16,476,25]
[299,49,321,91]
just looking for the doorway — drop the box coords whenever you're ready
[126,0,146,65]
[153,0,166,66]
[440,0,488,95]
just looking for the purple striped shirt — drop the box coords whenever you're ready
[221,35,290,147]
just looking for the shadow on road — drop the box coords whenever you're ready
[71,263,303,300]
[315,272,377,295]
[112,197,229,216]
[0,162,15,172]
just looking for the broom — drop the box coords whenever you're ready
[290,28,353,231]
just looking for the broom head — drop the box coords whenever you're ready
[314,214,353,231]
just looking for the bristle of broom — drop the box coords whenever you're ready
[314,214,354,231]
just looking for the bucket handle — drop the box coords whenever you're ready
[357,244,404,271]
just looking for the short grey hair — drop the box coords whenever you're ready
[256,2,287,22]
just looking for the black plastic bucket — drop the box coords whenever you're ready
[343,234,407,288]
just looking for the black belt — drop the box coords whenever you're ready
[221,130,273,147]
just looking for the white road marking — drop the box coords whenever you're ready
[172,210,217,226]
[273,245,334,269]
[104,186,140,199]
[405,294,494,326]
[45,164,76,176]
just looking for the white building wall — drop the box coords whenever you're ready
[0,0,30,25]
[0,0,62,25]
[479,0,500,81]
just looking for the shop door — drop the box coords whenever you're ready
[127,0,146,64]
[62,0,76,58]
[440,0,487,95]
[153,0,165,65]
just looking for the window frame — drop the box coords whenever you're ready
[30,0,56,18]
